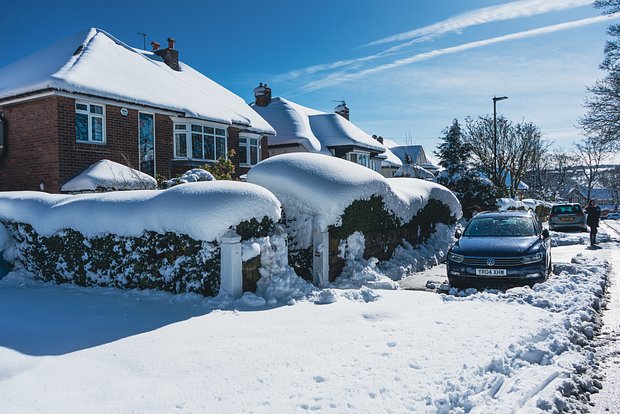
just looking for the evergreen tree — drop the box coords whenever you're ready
[435,119,500,215]
[434,119,469,175]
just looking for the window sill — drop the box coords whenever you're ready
[76,140,106,145]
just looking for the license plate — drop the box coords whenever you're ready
[475,268,507,276]
[560,217,574,221]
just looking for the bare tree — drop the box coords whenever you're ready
[545,150,578,201]
[464,115,549,197]
[599,165,620,210]
[575,136,613,202]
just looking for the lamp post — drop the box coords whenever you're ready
[492,96,508,184]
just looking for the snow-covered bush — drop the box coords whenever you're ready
[0,182,281,296]
[61,159,157,193]
[159,168,215,189]
[248,153,461,281]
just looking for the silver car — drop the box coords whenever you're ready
[548,203,587,232]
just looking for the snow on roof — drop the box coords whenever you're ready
[390,145,438,170]
[0,181,281,242]
[380,146,403,168]
[251,97,384,153]
[60,159,157,192]
[393,164,434,179]
[247,153,460,232]
[570,187,615,200]
[0,28,274,135]
[381,138,399,148]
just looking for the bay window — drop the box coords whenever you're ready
[173,122,227,161]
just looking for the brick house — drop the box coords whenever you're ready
[0,28,274,193]
[250,84,401,175]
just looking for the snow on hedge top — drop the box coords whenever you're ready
[60,159,157,192]
[251,97,384,153]
[385,178,462,222]
[0,28,274,135]
[0,181,281,241]
[247,153,461,229]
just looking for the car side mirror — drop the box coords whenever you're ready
[542,229,550,239]
[454,229,462,239]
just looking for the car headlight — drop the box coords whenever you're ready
[521,252,544,264]
[448,252,465,263]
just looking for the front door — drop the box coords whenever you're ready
[139,113,155,177]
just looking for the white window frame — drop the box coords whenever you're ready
[239,133,262,167]
[347,151,370,168]
[75,101,106,143]
[172,120,228,162]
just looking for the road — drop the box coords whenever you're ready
[399,220,620,411]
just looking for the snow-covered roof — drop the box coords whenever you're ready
[381,138,400,148]
[0,28,275,135]
[390,145,438,170]
[569,187,615,201]
[380,146,403,168]
[247,153,460,232]
[60,159,157,192]
[251,97,384,153]
[0,181,281,242]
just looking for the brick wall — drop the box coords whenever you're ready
[0,96,60,192]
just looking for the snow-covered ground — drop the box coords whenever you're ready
[0,224,615,413]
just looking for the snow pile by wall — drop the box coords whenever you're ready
[0,181,281,242]
[60,159,157,193]
[160,168,216,189]
[442,254,610,413]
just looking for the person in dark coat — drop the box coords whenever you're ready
[585,199,602,246]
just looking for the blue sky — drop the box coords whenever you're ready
[1,0,617,156]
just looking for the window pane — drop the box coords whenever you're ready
[239,137,247,145]
[191,124,202,132]
[91,117,103,142]
[239,144,248,165]
[192,134,203,159]
[76,113,88,141]
[139,113,155,176]
[205,127,214,134]
[205,136,215,160]
[250,138,258,146]
[76,103,88,111]
[175,133,187,157]
[90,105,104,115]
[250,145,258,165]
[216,136,226,160]
[215,128,225,136]
[175,124,187,130]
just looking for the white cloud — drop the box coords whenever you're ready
[276,0,594,83]
[295,14,619,93]
[367,0,594,47]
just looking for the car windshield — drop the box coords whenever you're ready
[551,205,582,214]
[464,216,537,237]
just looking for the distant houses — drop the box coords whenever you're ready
[568,187,617,209]
[0,28,274,192]
[250,83,402,176]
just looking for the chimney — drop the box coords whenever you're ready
[154,37,180,71]
[334,101,349,120]
[254,82,272,107]
[372,134,384,144]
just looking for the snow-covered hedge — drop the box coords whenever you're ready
[248,153,461,280]
[0,182,281,296]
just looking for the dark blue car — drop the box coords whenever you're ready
[447,211,552,289]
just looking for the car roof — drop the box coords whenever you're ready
[475,210,534,219]
[552,203,580,206]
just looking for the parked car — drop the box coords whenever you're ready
[447,211,551,289]
[603,212,620,220]
[548,203,587,232]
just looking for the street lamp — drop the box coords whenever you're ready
[493,96,508,184]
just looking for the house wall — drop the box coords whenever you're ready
[1,94,269,192]
[0,96,61,192]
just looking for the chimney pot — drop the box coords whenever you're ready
[151,41,160,51]
[167,37,175,49]
[334,101,350,121]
